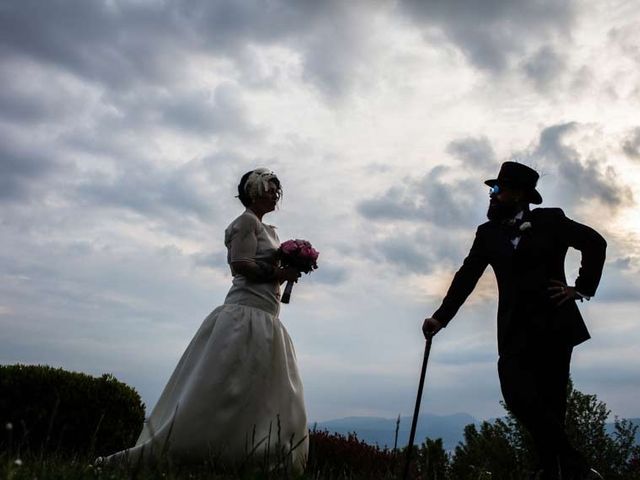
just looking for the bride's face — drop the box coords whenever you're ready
[251,182,280,213]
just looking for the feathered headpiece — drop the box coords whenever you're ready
[244,168,280,202]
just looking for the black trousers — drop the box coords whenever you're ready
[498,340,574,471]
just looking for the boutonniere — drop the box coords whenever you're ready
[519,221,532,232]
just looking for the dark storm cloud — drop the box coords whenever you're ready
[446,136,497,171]
[0,136,67,203]
[622,127,640,160]
[372,229,469,274]
[0,0,373,98]
[309,264,348,285]
[521,45,567,91]
[75,157,217,224]
[2,0,578,104]
[609,256,633,271]
[375,234,432,273]
[595,254,640,303]
[597,272,640,303]
[169,0,374,98]
[0,0,183,90]
[31,147,251,241]
[529,122,633,210]
[0,149,46,202]
[357,135,495,272]
[359,135,498,228]
[191,251,228,271]
[103,83,261,139]
[160,84,257,136]
[608,24,640,64]
[0,88,62,124]
[0,65,75,123]
[398,0,575,73]
[358,185,421,222]
[358,166,484,228]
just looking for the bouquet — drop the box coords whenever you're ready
[279,239,319,304]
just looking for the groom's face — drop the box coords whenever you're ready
[487,184,524,221]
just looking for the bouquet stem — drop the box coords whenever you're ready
[281,280,294,304]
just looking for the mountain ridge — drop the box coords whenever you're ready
[311,414,640,451]
[312,412,477,451]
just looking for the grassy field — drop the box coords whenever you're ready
[1,429,404,480]
[0,454,402,480]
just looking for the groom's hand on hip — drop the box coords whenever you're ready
[422,317,443,338]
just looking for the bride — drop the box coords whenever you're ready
[106,168,308,473]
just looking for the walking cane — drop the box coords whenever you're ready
[402,332,434,480]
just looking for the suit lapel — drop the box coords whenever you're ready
[491,222,516,257]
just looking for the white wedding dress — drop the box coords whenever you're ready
[106,210,308,472]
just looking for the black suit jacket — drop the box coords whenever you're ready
[433,208,607,356]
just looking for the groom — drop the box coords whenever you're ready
[423,162,606,480]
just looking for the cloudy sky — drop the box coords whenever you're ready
[2,0,640,425]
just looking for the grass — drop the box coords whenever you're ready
[1,429,403,480]
[0,452,401,480]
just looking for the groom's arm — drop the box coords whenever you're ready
[560,211,607,297]
[424,227,489,335]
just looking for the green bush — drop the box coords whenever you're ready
[447,380,640,480]
[307,429,398,478]
[0,364,145,456]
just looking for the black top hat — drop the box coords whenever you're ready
[484,161,542,205]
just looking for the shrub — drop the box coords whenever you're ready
[414,437,450,480]
[0,364,145,457]
[448,380,640,480]
[307,428,398,478]
[449,421,525,480]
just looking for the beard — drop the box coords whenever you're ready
[487,200,519,222]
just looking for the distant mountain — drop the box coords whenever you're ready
[312,413,477,451]
[312,415,640,452]
[605,418,640,444]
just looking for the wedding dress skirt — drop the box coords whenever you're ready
[105,210,308,472]
[106,290,308,472]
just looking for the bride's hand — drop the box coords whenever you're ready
[277,267,301,284]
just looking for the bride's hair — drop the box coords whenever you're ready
[237,169,282,207]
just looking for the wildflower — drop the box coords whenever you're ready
[5,422,13,430]
[14,458,23,466]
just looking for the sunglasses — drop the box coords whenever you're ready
[489,184,501,195]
